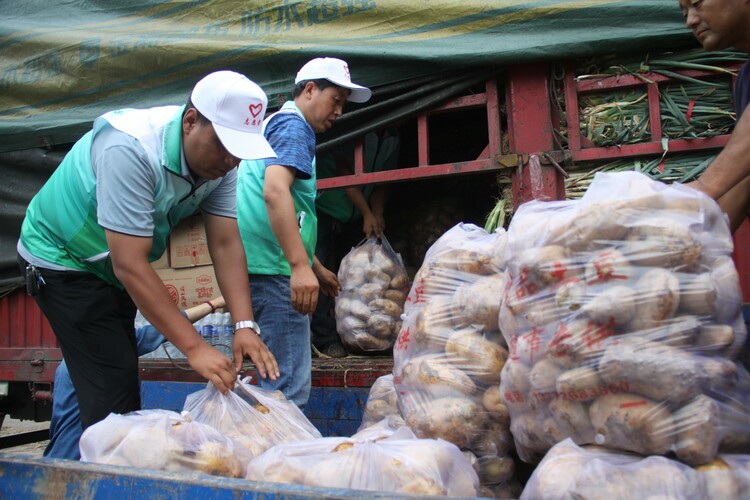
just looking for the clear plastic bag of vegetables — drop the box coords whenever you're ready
[246,427,480,496]
[183,377,321,458]
[520,438,705,500]
[357,374,405,432]
[392,223,516,491]
[697,454,750,499]
[499,170,749,465]
[79,409,253,477]
[335,234,410,353]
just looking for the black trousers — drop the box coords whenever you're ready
[310,211,340,349]
[19,256,139,430]
[310,211,367,348]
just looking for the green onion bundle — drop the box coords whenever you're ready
[484,197,508,233]
[660,79,736,138]
[564,153,716,199]
[579,90,650,147]
[576,49,746,84]
[571,48,743,147]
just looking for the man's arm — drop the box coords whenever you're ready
[691,108,750,200]
[264,165,319,314]
[716,176,750,232]
[203,213,279,378]
[106,230,237,394]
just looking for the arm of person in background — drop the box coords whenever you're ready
[186,295,225,322]
[106,230,238,394]
[203,213,279,379]
[136,295,227,355]
[312,255,341,298]
[264,164,319,315]
[335,154,383,238]
[344,185,382,238]
[687,108,750,230]
[368,185,388,236]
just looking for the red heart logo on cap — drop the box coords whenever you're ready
[249,103,263,118]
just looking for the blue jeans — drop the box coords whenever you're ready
[250,274,311,409]
[44,323,166,460]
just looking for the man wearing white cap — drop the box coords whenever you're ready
[17,71,280,435]
[237,57,371,407]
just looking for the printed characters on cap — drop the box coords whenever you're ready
[191,71,276,160]
[295,57,372,103]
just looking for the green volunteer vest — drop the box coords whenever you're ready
[237,102,317,276]
[20,106,221,287]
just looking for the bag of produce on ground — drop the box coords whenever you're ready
[357,374,405,432]
[697,454,750,499]
[246,427,480,497]
[392,223,517,494]
[335,234,410,353]
[499,171,749,465]
[520,438,704,500]
[352,414,410,442]
[183,377,321,457]
[79,409,253,477]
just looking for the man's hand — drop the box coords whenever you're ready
[290,264,319,314]
[362,212,382,239]
[184,342,238,394]
[314,263,341,298]
[232,329,280,380]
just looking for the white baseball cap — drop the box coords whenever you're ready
[191,71,276,160]
[295,57,372,103]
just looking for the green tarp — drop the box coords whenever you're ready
[1,0,694,153]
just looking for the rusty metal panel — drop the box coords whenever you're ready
[507,63,565,204]
[317,78,504,190]
[0,289,60,383]
[139,357,393,388]
[0,288,56,349]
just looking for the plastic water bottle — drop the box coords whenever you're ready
[216,313,234,356]
[199,315,216,348]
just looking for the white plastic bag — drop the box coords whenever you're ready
[246,429,479,497]
[357,374,404,431]
[183,377,321,457]
[79,409,252,477]
[521,438,703,500]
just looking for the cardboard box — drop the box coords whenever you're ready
[156,265,218,309]
[170,215,212,268]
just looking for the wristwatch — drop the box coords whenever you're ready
[234,320,262,336]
